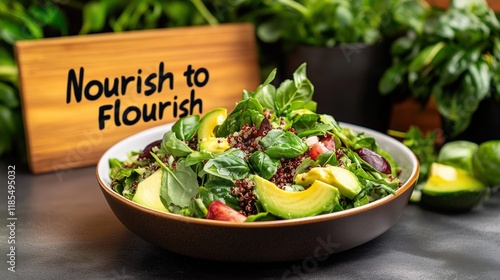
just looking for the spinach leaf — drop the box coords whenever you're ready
[352,137,377,151]
[274,63,314,115]
[291,113,335,138]
[198,178,241,210]
[150,153,198,209]
[245,212,278,222]
[182,198,207,218]
[248,151,278,179]
[203,148,249,181]
[162,130,193,157]
[242,68,277,110]
[159,160,199,208]
[216,98,264,137]
[260,129,308,159]
[172,115,199,141]
[185,150,214,167]
[241,63,314,117]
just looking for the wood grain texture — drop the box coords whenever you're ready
[15,23,260,174]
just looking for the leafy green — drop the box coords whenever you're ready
[260,129,308,159]
[380,0,500,138]
[172,114,199,141]
[242,62,315,117]
[198,179,241,210]
[252,0,429,48]
[216,98,263,137]
[151,154,199,209]
[389,126,437,183]
[203,148,250,181]
[162,130,193,158]
[248,151,279,179]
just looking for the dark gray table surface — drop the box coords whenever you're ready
[1,161,499,280]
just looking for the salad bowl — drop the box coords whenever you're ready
[96,122,419,262]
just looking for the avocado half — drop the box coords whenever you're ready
[252,175,340,219]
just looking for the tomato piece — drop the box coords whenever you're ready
[206,200,246,223]
[309,135,336,161]
[320,135,335,150]
[309,142,329,161]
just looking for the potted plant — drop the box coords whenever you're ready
[246,0,429,132]
[379,0,500,143]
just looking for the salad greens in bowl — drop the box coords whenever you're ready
[96,63,419,262]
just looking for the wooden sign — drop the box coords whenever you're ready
[15,23,260,175]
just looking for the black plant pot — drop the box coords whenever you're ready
[443,97,500,144]
[285,43,393,132]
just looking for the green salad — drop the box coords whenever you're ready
[108,63,401,222]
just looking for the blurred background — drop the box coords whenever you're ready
[1,0,499,166]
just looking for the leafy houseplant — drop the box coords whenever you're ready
[379,0,500,142]
[246,0,429,132]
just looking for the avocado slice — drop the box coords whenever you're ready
[421,162,488,212]
[295,166,362,199]
[132,169,168,212]
[198,108,229,153]
[252,175,340,219]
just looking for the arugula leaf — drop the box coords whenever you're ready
[316,150,338,167]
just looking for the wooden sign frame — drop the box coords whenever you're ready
[15,23,260,175]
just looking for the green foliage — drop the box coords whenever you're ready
[390,126,438,183]
[0,0,241,159]
[0,1,70,158]
[379,0,500,138]
[249,0,429,48]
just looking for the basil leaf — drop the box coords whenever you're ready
[379,64,404,94]
[203,148,249,181]
[260,129,308,159]
[408,42,446,72]
[172,115,199,141]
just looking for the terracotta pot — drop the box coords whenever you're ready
[285,43,392,132]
